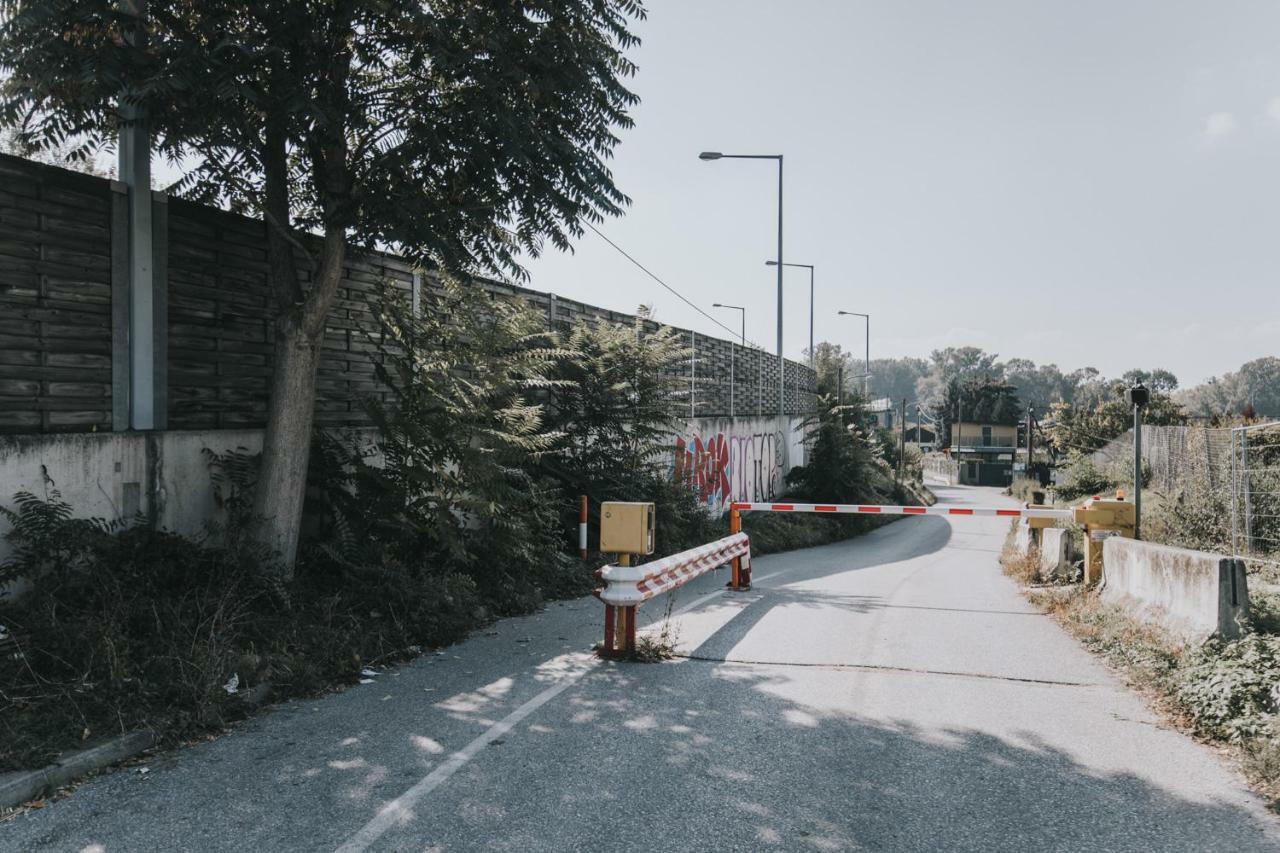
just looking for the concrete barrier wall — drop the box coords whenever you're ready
[1038,527,1073,581]
[1102,537,1249,641]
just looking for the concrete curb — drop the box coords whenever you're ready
[0,728,157,811]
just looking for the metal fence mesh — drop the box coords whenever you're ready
[1232,423,1280,570]
[1085,422,1280,571]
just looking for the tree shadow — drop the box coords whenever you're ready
[406,659,1280,852]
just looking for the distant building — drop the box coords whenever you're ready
[949,420,1016,486]
[866,398,895,429]
[906,421,936,453]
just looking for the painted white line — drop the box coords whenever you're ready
[333,658,598,853]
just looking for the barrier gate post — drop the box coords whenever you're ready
[729,508,750,590]
[601,554,638,659]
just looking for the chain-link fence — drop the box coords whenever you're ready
[1084,422,1280,571]
[1232,422,1280,571]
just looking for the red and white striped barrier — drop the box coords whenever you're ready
[729,502,1072,520]
[597,533,751,606]
[595,532,751,658]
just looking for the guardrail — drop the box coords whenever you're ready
[594,532,751,658]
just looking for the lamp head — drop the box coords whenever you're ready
[698,151,723,161]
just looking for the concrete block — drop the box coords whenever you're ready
[1038,527,1073,581]
[1102,537,1249,641]
[1012,520,1036,557]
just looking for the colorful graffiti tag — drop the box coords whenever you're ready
[673,428,786,513]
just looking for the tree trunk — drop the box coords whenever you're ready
[252,314,322,570]
[253,226,347,576]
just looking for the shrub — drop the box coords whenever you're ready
[1008,476,1042,504]
[1054,456,1116,502]
[1176,635,1280,743]
[0,489,267,770]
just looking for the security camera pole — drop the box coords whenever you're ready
[1127,383,1150,539]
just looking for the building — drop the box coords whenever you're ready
[949,420,1017,486]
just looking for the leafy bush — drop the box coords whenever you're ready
[0,489,267,769]
[1054,456,1116,502]
[785,395,893,504]
[1176,635,1280,743]
[1008,476,1042,504]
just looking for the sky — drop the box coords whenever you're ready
[515,0,1280,386]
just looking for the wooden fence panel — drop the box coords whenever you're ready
[0,156,114,433]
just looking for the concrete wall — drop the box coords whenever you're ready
[1102,537,1250,641]
[0,429,263,549]
[1,414,807,571]
[1038,527,1073,581]
[670,414,807,516]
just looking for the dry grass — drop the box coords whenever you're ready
[1000,545,1042,585]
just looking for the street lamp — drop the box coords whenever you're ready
[837,310,871,397]
[699,151,784,417]
[712,303,746,418]
[766,261,814,369]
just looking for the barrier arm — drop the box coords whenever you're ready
[595,532,751,659]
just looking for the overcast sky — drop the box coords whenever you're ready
[518,0,1280,386]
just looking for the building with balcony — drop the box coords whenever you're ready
[949,421,1017,486]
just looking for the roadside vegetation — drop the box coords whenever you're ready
[0,289,915,773]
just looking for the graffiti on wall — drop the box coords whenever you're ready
[673,428,787,513]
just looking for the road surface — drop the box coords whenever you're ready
[5,485,1279,852]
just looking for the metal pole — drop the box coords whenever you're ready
[899,398,907,483]
[1133,403,1143,540]
[776,156,785,418]
[690,330,696,419]
[808,266,814,369]
[863,314,870,397]
[1027,404,1034,482]
[728,333,734,418]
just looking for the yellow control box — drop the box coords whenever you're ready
[1072,497,1136,585]
[600,501,655,555]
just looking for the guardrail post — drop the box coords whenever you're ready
[601,554,637,659]
[729,508,750,590]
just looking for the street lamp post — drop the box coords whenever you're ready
[766,261,814,368]
[713,303,746,418]
[700,151,784,417]
[837,310,870,397]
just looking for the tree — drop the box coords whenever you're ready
[914,346,1000,412]
[810,342,859,398]
[1179,357,1280,420]
[867,356,929,404]
[1,0,644,574]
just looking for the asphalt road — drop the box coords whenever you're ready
[5,484,1280,852]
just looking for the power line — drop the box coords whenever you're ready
[582,221,766,350]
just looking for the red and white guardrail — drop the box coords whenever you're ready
[595,532,751,658]
[729,501,1072,520]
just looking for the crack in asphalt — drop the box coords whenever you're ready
[673,653,1104,688]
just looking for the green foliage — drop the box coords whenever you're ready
[537,316,719,557]
[0,489,268,769]
[1009,476,1042,504]
[932,377,1022,447]
[307,282,582,612]
[785,395,892,505]
[1179,357,1280,420]
[1053,457,1117,502]
[0,0,644,278]
[545,316,686,493]
[1176,635,1280,743]
[1044,378,1186,457]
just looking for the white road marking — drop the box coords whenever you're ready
[337,563,791,850]
[332,658,598,853]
